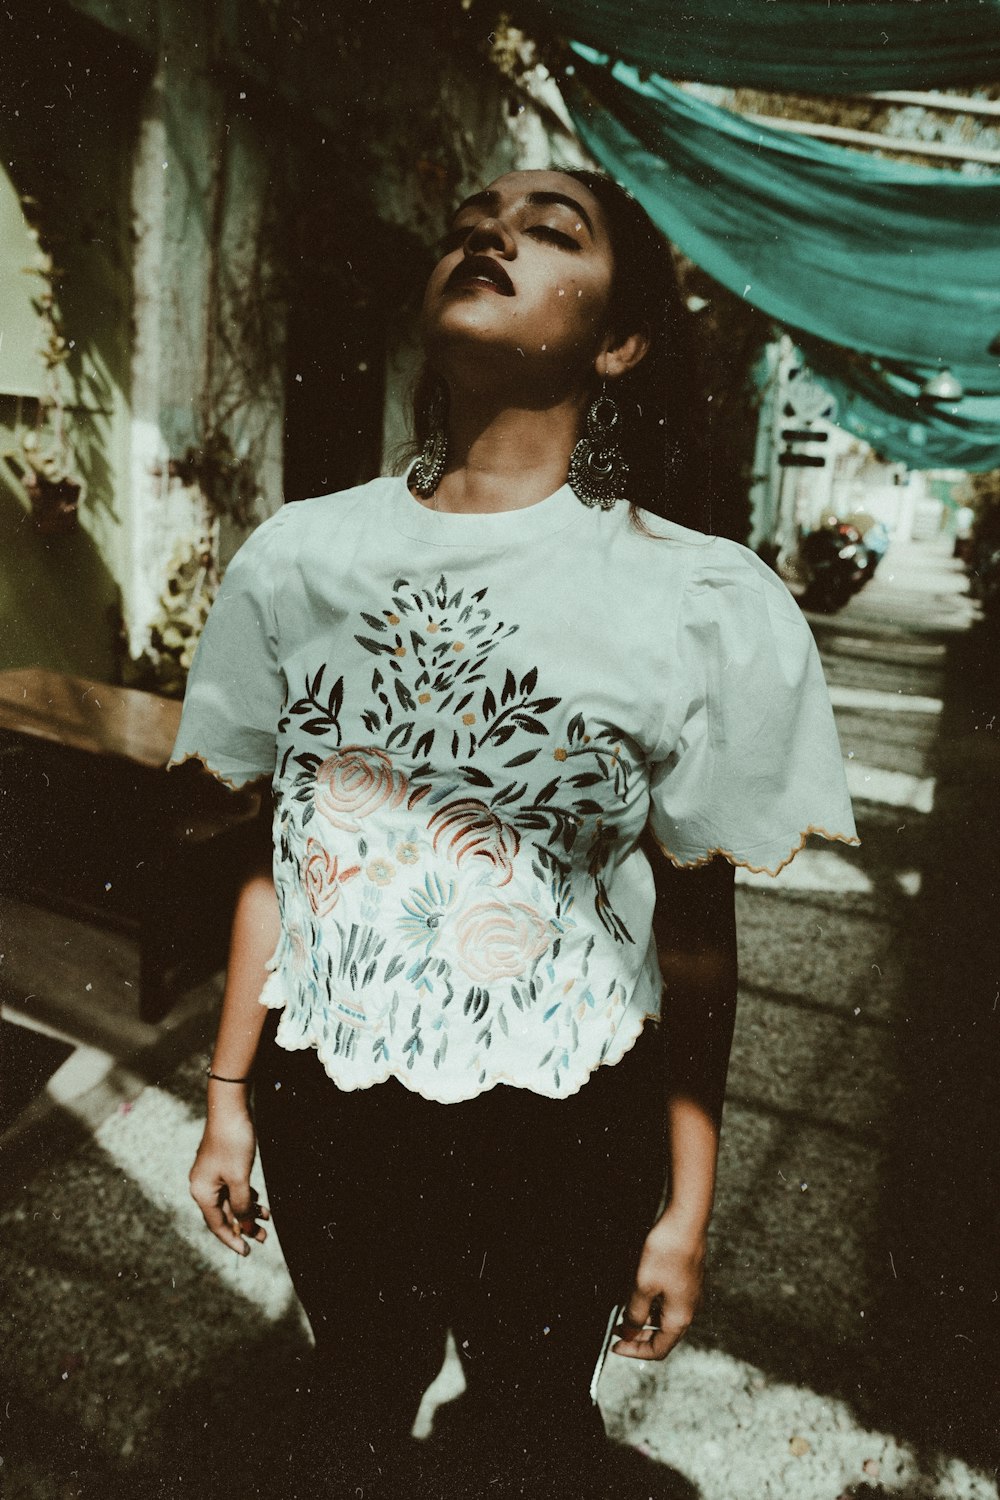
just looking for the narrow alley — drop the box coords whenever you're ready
[1,534,997,1500]
[599,536,999,1497]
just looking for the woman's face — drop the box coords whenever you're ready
[420,169,616,398]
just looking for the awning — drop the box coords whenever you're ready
[522,0,1000,93]
[563,48,1000,468]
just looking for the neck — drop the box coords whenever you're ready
[429,388,588,514]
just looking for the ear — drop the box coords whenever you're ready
[596,327,651,382]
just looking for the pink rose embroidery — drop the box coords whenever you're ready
[314,745,408,831]
[427,798,520,887]
[302,838,360,916]
[454,901,552,982]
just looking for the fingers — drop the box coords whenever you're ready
[232,1191,271,1246]
[613,1293,690,1363]
[614,1327,680,1361]
[190,1171,270,1258]
[199,1188,250,1257]
[620,1291,653,1342]
[225,1191,270,1251]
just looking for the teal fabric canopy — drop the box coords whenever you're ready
[797,340,1000,471]
[563,47,1000,469]
[524,0,1000,92]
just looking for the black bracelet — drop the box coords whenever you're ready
[206,1067,251,1084]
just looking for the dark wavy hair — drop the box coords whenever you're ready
[405,168,708,534]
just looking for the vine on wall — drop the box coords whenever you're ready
[133,95,287,694]
[126,528,220,697]
[1,208,86,536]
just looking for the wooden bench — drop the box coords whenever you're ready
[0,668,265,1022]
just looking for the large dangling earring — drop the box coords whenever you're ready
[567,383,628,510]
[408,381,448,498]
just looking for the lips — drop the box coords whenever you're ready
[445,254,514,297]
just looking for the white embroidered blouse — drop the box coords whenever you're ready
[169,474,858,1101]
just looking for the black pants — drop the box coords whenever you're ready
[252,1008,667,1498]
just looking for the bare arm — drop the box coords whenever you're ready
[189,792,281,1257]
[614,837,738,1360]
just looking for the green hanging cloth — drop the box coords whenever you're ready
[797,340,1000,472]
[521,0,1000,92]
[563,48,1000,469]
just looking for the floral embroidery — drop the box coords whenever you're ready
[454,900,553,982]
[288,924,309,974]
[176,475,856,1099]
[324,923,389,1059]
[278,664,344,750]
[302,837,360,916]
[354,575,558,767]
[314,745,408,831]
[398,872,457,953]
[269,569,643,1093]
[426,797,520,886]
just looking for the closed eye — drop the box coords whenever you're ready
[527,224,581,250]
[437,222,582,256]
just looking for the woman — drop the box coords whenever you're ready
[172,168,858,1497]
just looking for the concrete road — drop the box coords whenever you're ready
[1,536,997,1499]
[598,538,999,1498]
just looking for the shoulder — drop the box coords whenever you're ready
[683,534,802,624]
[620,510,798,615]
[605,506,714,593]
[241,476,393,558]
[218,479,392,607]
[625,525,814,679]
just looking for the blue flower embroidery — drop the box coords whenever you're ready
[398,871,457,953]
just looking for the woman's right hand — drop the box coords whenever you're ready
[189,1087,270,1257]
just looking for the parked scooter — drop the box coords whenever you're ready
[798,516,871,613]
[968,539,1000,621]
[846,512,890,575]
[965,503,1000,622]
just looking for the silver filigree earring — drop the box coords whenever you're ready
[408,382,448,498]
[567,384,628,510]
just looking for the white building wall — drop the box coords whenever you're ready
[120,3,284,655]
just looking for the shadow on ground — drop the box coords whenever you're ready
[696,612,999,1475]
[3,550,997,1497]
[3,1312,696,1498]
[869,617,1000,1460]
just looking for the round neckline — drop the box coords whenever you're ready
[387,472,587,546]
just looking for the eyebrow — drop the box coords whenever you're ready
[451,188,595,238]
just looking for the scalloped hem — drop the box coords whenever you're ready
[166,749,271,793]
[259,968,285,1008]
[650,824,861,878]
[257,986,661,1103]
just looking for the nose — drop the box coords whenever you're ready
[463,215,515,257]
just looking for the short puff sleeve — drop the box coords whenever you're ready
[167,511,288,789]
[647,540,859,875]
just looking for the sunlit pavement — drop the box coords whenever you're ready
[604,538,999,1500]
[2,537,998,1499]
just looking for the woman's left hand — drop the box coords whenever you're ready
[612,1207,707,1361]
